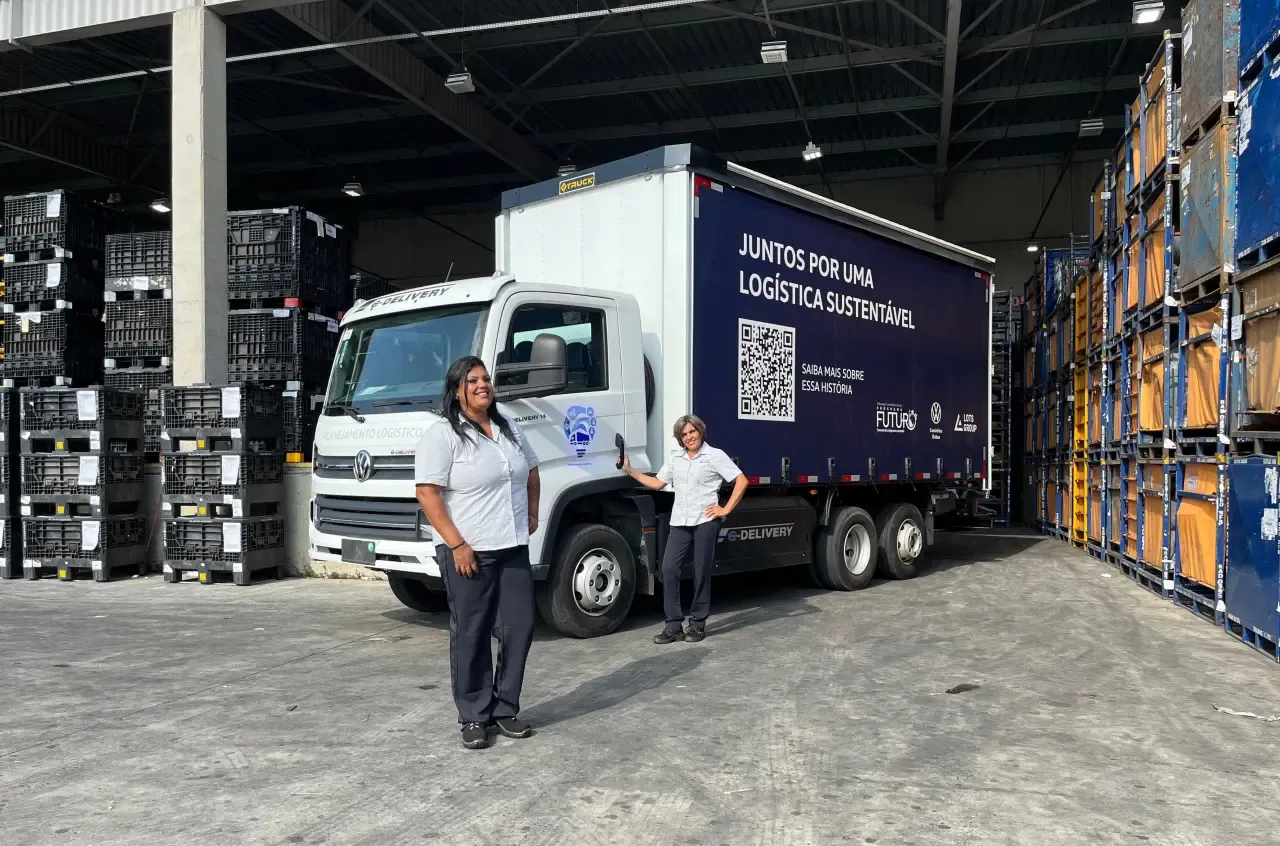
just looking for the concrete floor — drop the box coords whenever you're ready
[3,531,1279,846]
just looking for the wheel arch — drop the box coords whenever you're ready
[539,478,657,595]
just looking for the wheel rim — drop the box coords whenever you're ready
[896,519,923,562]
[842,524,872,575]
[572,548,622,616]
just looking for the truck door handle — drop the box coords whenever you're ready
[615,433,625,469]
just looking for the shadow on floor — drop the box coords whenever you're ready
[521,647,711,727]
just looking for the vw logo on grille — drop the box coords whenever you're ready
[353,450,373,483]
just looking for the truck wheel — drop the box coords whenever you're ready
[875,503,925,580]
[816,506,878,590]
[536,524,636,638]
[388,572,448,613]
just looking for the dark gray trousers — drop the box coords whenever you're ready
[660,520,720,631]
[437,544,535,725]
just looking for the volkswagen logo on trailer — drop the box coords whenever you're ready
[353,450,373,482]
[931,403,942,425]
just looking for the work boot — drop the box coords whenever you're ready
[492,716,533,739]
[461,722,489,750]
[683,624,705,643]
[653,626,685,644]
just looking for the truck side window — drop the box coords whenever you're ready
[505,305,608,393]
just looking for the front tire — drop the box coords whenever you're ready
[815,506,878,590]
[875,503,925,580]
[536,524,637,638]
[388,572,448,613]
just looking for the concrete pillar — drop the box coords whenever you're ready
[171,6,228,386]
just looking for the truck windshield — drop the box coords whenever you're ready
[325,305,487,416]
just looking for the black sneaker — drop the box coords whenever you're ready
[461,722,490,749]
[653,627,685,645]
[492,716,533,739]
[684,625,705,643]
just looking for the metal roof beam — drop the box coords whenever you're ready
[521,22,1155,102]
[0,108,152,188]
[275,0,552,180]
[934,0,962,218]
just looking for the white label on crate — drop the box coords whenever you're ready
[81,520,100,552]
[132,276,151,290]
[1163,579,1175,591]
[26,559,41,569]
[76,390,97,421]
[283,390,298,398]
[221,454,240,486]
[327,319,339,333]
[46,193,61,218]
[308,312,324,323]
[1268,468,1280,504]
[20,431,29,440]
[231,499,243,518]
[325,224,337,239]
[20,505,31,516]
[221,387,241,419]
[233,561,244,574]
[1212,324,1224,347]
[1231,314,1245,341]
[1186,476,1198,493]
[89,431,100,449]
[223,521,242,554]
[273,308,291,318]
[46,263,61,287]
[163,563,173,574]
[77,455,99,487]
[0,519,4,548]
[91,560,103,571]
[1264,509,1280,540]
[103,358,117,369]
[1217,599,1227,613]
[1219,433,1231,444]
[89,494,100,506]
[20,495,30,505]
[160,431,171,440]
[231,427,241,439]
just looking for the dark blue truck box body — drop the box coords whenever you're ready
[689,181,990,484]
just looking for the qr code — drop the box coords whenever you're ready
[737,318,796,422]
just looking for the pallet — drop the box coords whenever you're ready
[104,289,169,302]
[160,430,282,454]
[1135,441,1173,460]
[1119,558,1171,599]
[161,559,287,586]
[1175,267,1230,306]
[1172,577,1224,626]
[23,556,147,582]
[1230,435,1280,457]
[1086,543,1107,562]
[1181,101,1235,151]
[1175,435,1223,458]
[3,246,74,263]
[1,375,76,388]
[1237,234,1280,277]
[1,299,95,315]
[228,296,343,317]
[1224,616,1280,663]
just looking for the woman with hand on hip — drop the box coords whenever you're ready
[622,414,748,644]
[414,356,540,750]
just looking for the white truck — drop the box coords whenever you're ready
[310,146,995,637]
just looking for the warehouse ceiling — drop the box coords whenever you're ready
[0,0,1175,223]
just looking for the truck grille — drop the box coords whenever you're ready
[314,494,423,542]
[313,452,414,481]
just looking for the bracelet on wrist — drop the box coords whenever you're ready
[449,540,467,551]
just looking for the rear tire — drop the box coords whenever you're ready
[536,524,637,638]
[816,506,878,590]
[875,503,925,580]
[388,572,449,613]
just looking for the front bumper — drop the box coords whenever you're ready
[308,522,440,577]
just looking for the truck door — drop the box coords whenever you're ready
[492,295,626,560]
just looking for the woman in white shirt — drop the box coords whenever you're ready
[623,414,747,644]
[415,356,540,750]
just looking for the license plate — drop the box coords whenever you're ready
[342,538,377,565]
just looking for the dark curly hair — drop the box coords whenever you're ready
[441,356,514,444]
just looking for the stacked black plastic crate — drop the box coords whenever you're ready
[160,385,286,585]
[104,231,173,456]
[2,190,105,387]
[19,388,148,581]
[0,388,20,578]
[227,208,347,462]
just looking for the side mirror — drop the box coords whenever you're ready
[494,332,568,401]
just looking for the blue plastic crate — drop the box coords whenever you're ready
[1224,459,1280,645]
[1236,73,1280,267]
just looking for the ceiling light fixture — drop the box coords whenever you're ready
[445,71,475,94]
[801,141,823,162]
[760,40,788,64]
[343,181,365,198]
[1026,242,1040,253]
[1079,118,1105,137]
[1132,1,1164,24]
[150,197,171,214]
